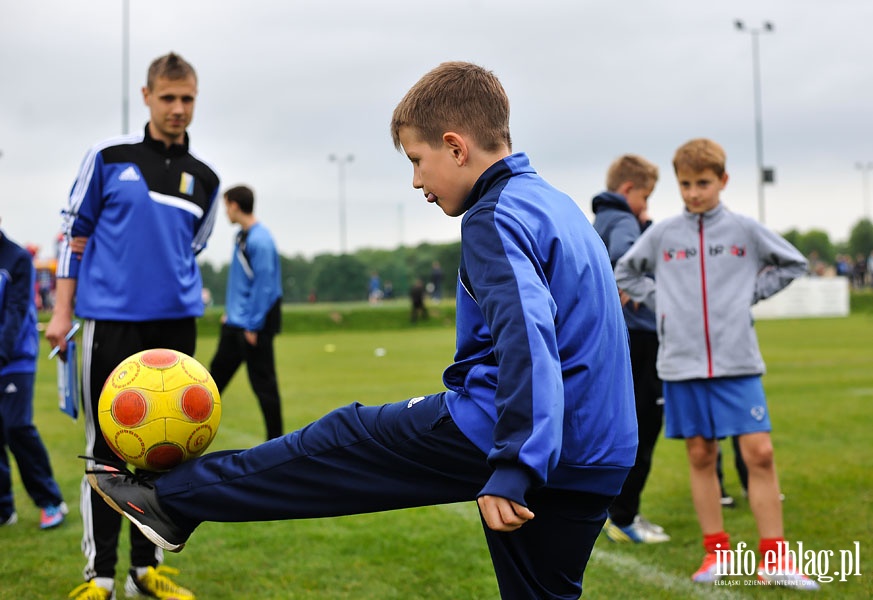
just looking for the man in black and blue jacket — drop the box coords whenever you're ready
[46,52,218,600]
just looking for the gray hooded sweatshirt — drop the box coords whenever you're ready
[614,203,808,382]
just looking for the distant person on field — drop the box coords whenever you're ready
[368,271,383,304]
[430,260,443,302]
[87,61,637,600]
[409,277,428,323]
[615,138,816,589]
[209,185,283,441]
[45,52,218,600]
[0,219,67,530]
[591,154,669,544]
[867,250,873,286]
[852,253,867,288]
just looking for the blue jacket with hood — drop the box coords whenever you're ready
[591,191,657,333]
[443,153,637,507]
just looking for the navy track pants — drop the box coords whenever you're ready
[0,372,64,516]
[156,393,612,599]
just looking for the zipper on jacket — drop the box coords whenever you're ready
[698,215,714,377]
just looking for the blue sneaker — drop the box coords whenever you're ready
[1,512,17,526]
[40,502,68,529]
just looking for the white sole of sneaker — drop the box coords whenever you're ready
[87,474,185,553]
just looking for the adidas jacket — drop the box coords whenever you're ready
[56,125,220,321]
[444,153,637,505]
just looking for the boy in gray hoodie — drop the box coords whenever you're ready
[615,138,816,589]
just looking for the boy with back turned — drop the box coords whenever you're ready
[87,61,637,599]
[615,138,817,589]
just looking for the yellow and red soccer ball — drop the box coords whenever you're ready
[98,349,221,471]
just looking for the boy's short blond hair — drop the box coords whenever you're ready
[391,61,512,152]
[605,154,659,192]
[673,138,726,177]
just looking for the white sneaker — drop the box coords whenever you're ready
[603,515,670,543]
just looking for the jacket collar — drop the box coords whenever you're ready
[592,191,632,215]
[683,202,726,221]
[462,152,534,213]
[143,123,190,157]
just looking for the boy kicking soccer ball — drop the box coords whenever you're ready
[86,61,638,599]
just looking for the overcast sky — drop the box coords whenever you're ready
[2,0,872,265]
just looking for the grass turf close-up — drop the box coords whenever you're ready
[1,303,871,598]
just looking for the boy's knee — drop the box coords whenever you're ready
[741,436,775,469]
[686,439,717,468]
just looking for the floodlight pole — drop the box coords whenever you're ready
[735,20,774,224]
[122,0,130,134]
[855,161,873,220]
[329,154,354,254]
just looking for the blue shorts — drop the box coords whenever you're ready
[663,376,771,439]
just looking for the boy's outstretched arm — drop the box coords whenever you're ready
[478,495,535,532]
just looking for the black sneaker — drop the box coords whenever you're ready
[83,457,189,552]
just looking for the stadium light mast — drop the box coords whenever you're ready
[855,161,873,220]
[122,0,130,134]
[735,19,774,224]
[329,153,354,254]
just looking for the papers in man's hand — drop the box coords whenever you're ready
[50,322,81,420]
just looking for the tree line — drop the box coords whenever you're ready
[199,240,461,305]
[782,218,873,266]
[199,218,873,306]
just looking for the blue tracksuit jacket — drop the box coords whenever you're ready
[0,232,39,375]
[55,125,220,321]
[444,153,637,504]
[224,223,282,332]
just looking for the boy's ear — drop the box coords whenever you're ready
[616,181,634,196]
[442,132,468,166]
[720,172,729,188]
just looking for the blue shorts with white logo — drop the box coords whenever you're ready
[663,375,771,439]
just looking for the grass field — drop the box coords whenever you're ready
[1,308,872,598]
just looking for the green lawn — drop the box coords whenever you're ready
[1,313,871,598]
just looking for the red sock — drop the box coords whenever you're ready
[759,537,786,566]
[703,532,730,554]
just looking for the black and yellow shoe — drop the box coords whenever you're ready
[124,566,194,599]
[68,580,115,600]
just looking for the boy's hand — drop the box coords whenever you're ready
[70,236,88,255]
[45,313,73,354]
[618,289,639,310]
[477,495,535,532]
